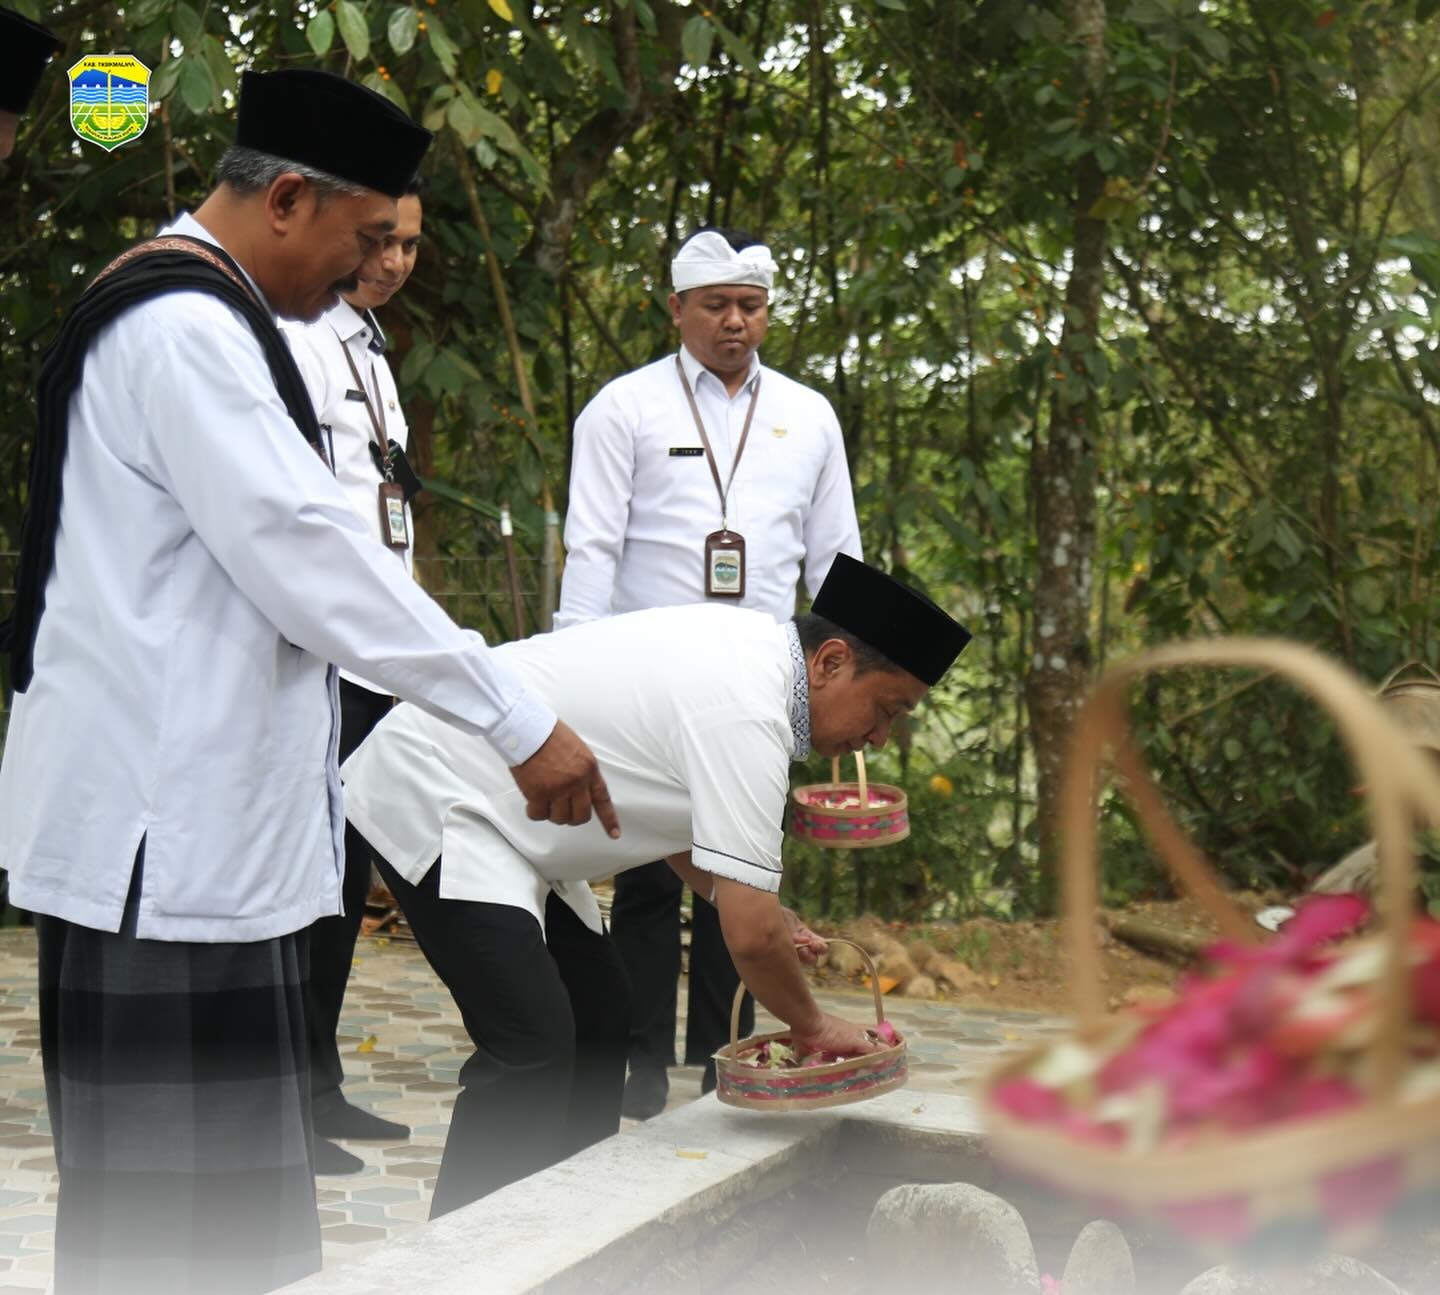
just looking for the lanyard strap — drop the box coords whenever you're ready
[336,328,392,479]
[675,354,761,528]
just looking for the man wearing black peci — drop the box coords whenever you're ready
[0,69,618,1294]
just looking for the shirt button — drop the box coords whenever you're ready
[506,737,519,752]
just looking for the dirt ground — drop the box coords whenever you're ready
[379,880,1280,1017]
[809,892,1283,1015]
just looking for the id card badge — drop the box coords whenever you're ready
[378,480,410,551]
[704,529,746,598]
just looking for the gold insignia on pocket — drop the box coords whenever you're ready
[772,426,788,438]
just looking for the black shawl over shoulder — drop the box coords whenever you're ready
[1,235,324,693]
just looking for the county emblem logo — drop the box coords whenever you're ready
[68,55,150,152]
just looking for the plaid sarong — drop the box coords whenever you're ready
[37,904,320,1295]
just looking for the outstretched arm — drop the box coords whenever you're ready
[662,854,876,1057]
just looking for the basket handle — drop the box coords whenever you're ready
[828,750,871,808]
[725,937,886,1054]
[1061,638,1440,1099]
[1376,658,1440,695]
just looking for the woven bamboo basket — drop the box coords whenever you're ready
[1376,660,1440,756]
[976,638,1440,1264]
[790,751,910,849]
[714,938,907,1110]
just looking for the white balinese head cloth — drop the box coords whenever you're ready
[671,231,778,293]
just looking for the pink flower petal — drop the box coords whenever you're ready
[1415,959,1440,1026]
[992,1078,1064,1123]
[1286,1075,1363,1120]
[1273,893,1369,957]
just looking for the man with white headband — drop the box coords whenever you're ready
[557,226,862,1119]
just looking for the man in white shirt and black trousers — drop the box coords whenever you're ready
[343,554,971,1216]
[557,227,863,1118]
[0,70,618,1295]
[282,177,425,1176]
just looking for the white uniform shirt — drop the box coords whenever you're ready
[0,214,556,943]
[342,605,800,934]
[282,299,413,692]
[555,346,862,627]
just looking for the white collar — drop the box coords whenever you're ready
[327,297,367,339]
[677,344,761,396]
[163,212,274,317]
[332,295,386,342]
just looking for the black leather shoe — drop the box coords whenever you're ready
[314,1137,365,1176]
[313,1099,410,1142]
[621,1067,669,1121]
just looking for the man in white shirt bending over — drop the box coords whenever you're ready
[343,554,970,1216]
[557,227,863,1118]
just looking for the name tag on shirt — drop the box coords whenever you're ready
[344,389,367,402]
[668,446,704,457]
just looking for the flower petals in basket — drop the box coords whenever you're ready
[714,939,908,1110]
[976,639,1440,1266]
[790,751,910,849]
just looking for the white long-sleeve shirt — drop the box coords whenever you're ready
[0,214,555,942]
[556,346,861,627]
[343,605,803,934]
[282,298,413,692]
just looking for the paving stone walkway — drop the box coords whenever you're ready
[0,925,1067,1290]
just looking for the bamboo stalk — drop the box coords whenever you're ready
[159,38,177,218]
[500,504,526,640]
[450,136,554,517]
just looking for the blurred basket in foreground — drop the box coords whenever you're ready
[714,938,907,1110]
[976,638,1440,1264]
[790,751,909,849]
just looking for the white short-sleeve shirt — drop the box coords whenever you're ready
[341,604,801,933]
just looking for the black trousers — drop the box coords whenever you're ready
[306,679,393,1109]
[610,860,753,1087]
[38,851,318,1295]
[373,854,630,1218]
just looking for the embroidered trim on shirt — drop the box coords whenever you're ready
[693,843,783,874]
[786,620,812,761]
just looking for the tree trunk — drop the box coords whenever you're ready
[1102,913,1206,964]
[1024,0,1109,914]
[521,1,686,278]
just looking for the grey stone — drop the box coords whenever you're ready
[1178,1266,1274,1295]
[1299,1255,1409,1294]
[1178,1255,1409,1295]
[866,1182,1040,1294]
[1060,1219,1135,1295]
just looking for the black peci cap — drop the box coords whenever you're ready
[812,554,972,686]
[235,69,431,199]
[0,6,61,116]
